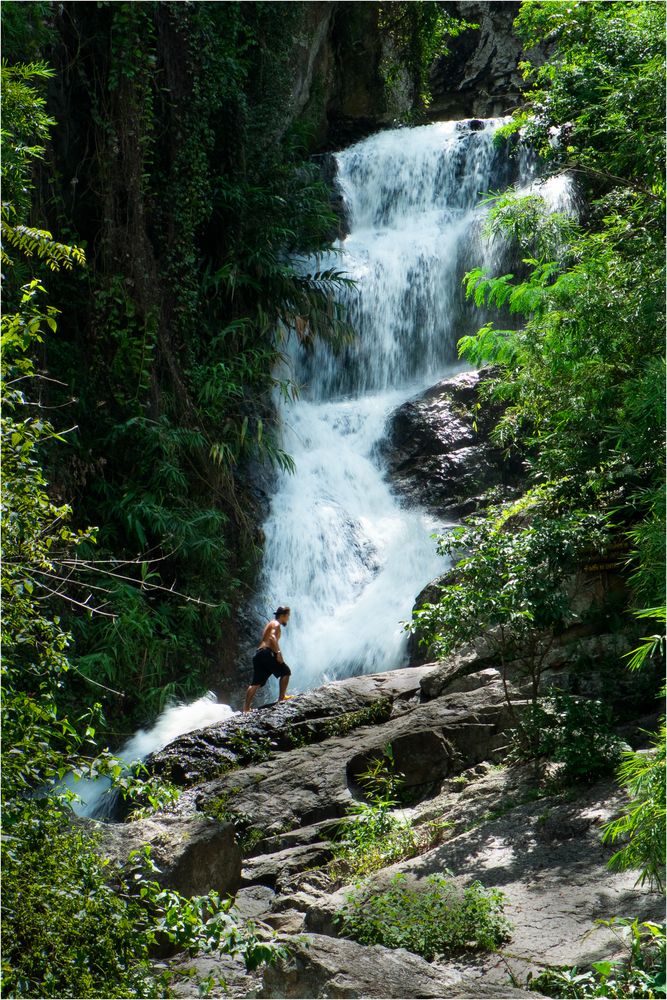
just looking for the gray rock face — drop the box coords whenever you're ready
[178,681,514,875]
[420,646,497,698]
[429,1,548,120]
[258,932,541,999]
[142,672,660,997]
[361,774,665,986]
[383,369,524,518]
[299,765,664,984]
[94,814,241,898]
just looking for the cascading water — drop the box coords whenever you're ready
[256,119,576,692]
[65,694,235,818]
[75,121,577,811]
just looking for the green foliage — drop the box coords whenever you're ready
[1,60,54,217]
[336,871,512,960]
[2,3,360,728]
[458,0,665,617]
[508,693,626,784]
[528,917,666,998]
[331,746,416,877]
[323,697,393,738]
[1,278,99,803]
[222,728,274,767]
[603,717,666,891]
[624,607,666,675]
[203,791,265,856]
[410,485,609,677]
[601,603,664,895]
[514,2,665,196]
[330,745,449,878]
[2,813,284,998]
[0,56,284,996]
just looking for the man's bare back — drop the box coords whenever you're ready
[258,618,284,662]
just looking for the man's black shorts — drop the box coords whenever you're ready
[251,647,291,687]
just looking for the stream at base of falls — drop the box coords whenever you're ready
[71,119,576,817]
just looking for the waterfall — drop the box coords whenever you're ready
[256,119,576,693]
[72,121,577,805]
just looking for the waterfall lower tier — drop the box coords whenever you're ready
[259,383,455,691]
[65,695,236,818]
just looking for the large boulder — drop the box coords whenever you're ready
[173,680,516,893]
[382,369,524,517]
[257,932,541,998]
[149,665,436,787]
[93,814,241,898]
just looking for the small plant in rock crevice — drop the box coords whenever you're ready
[527,917,666,998]
[330,745,450,878]
[202,791,265,855]
[223,728,274,766]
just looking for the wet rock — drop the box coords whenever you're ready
[94,814,241,898]
[257,933,541,998]
[149,665,435,787]
[383,369,524,518]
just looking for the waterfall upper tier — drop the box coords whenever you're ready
[297,119,523,400]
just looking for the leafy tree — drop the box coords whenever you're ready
[412,484,609,698]
[411,1,664,798]
[460,0,665,609]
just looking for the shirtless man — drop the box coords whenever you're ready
[243,606,292,713]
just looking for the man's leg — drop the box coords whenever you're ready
[278,671,290,702]
[243,684,260,713]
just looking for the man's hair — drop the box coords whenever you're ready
[275,606,290,618]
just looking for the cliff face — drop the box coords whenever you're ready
[289,1,546,149]
[429,1,547,119]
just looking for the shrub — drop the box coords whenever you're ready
[603,722,666,891]
[508,692,626,784]
[2,803,281,998]
[336,872,512,960]
[330,745,446,877]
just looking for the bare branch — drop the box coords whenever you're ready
[33,579,117,617]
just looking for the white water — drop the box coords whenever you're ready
[257,119,561,691]
[66,694,236,817]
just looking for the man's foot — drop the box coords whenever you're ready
[278,694,294,702]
